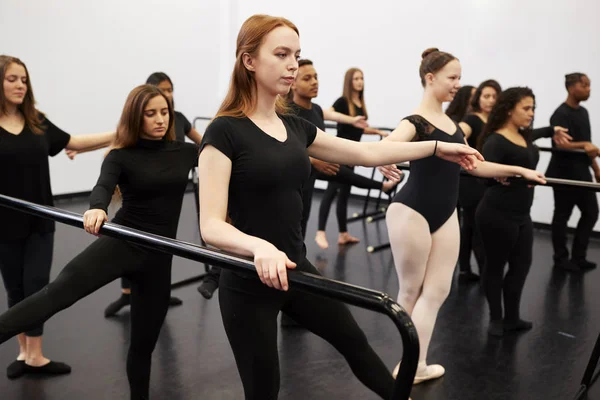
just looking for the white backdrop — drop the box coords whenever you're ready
[1,0,599,229]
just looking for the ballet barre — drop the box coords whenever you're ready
[365,165,600,254]
[0,193,419,400]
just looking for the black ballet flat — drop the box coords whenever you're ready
[458,271,480,283]
[6,360,26,379]
[488,320,504,337]
[198,279,219,299]
[169,296,183,306]
[25,361,71,375]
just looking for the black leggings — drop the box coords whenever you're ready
[551,187,599,262]
[219,258,393,400]
[0,236,172,400]
[314,166,382,233]
[476,202,533,322]
[458,204,485,273]
[0,232,54,337]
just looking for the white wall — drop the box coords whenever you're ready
[0,0,222,194]
[232,0,600,229]
[2,0,600,229]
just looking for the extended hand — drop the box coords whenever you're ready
[378,164,403,181]
[552,126,572,146]
[521,169,547,185]
[312,159,340,176]
[351,116,369,129]
[435,142,484,170]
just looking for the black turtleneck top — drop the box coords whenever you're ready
[89,139,199,238]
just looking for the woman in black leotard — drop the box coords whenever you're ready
[0,84,200,399]
[380,48,545,384]
[476,87,553,337]
[315,67,389,249]
[456,79,502,282]
[198,16,481,400]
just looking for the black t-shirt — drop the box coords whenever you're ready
[174,111,192,143]
[480,133,540,218]
[0,116,71,239]
[332,97,364,141]
[289,102,325,130]
[462,114,485,149]
[200,115,317,263]
[89,139,199,239]
[546,103,592,181]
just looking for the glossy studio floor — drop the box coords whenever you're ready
[0,191,599,400]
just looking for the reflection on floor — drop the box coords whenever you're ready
[0,192,598,400]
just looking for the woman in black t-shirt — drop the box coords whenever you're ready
[198,15,482,400]
[104,71,205,317]
[0,55,115,379]
[456,79,502,282]
[315,67,389,249]
[475,87,548,337]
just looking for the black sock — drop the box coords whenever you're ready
[169,296,183,306]
[198,279,219,299]
[104,293,131,317]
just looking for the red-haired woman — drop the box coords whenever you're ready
[198,15,481,400]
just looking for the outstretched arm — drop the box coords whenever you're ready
[308,120,483,170]
[66,132,116,153]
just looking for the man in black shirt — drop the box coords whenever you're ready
[546,73,599,271]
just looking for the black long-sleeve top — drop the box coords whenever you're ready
[89,139,198,239]
[479,133,540,220]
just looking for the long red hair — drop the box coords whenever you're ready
[215,14,299,119]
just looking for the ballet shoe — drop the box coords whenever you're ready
[104,294,131,317]
[572,259,597,270]
[24,360,71,375]
[7,360,26,379]
[503,319,533,334]
[413,364,445,384]
[392,361,401,379]
[168,296,183,306]
[392,361,444,385]
[488,319,504,337]
[458,271,480,283]
[315,231,329,249]
[198,279,219,299]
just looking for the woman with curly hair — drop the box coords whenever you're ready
[476,87,552,337]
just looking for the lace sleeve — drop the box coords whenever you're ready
[402,115,434,142]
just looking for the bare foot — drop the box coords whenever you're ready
[315,231,329,249]
[25,356,51,367]
[338,232,360,245]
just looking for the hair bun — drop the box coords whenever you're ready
[422,48,440,59]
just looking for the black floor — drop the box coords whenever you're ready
[1,192,600,400]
